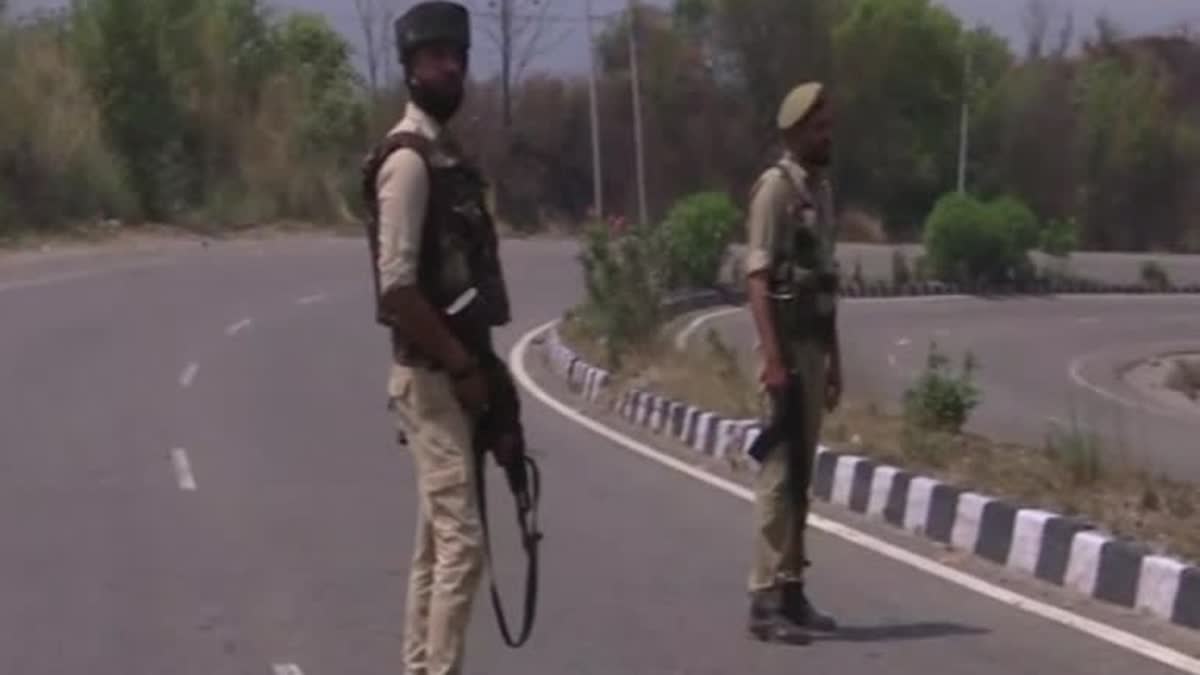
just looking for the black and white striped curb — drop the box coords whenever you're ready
[541,325,1200,632]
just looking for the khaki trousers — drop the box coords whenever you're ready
[389,365,483,675]
[749,340,827,592]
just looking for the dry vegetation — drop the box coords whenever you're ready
[1165,357,1200,401]
[558,320,1200,565]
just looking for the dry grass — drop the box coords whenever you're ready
[1165,357,1200,401]
[839,208,889,244]
[560,313,760,419]
[560,323,1200,565]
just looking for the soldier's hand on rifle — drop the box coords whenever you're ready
[761,356,790,394]
[825,360,842,412]
[451,362,489,415]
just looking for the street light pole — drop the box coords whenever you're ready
[586,0,604,219]
[627,0,649,226]
[957,33,973,195]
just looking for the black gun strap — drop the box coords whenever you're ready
[474,454,542,648]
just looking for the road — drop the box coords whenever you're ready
[787,243,1200,286]
[1,235,1197,674]
[683,294,1200,480]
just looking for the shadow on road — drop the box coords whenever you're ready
[812,621,989,643]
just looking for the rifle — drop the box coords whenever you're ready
[444,289,543,649]
[744,267,837,465]
[747,375,806,464]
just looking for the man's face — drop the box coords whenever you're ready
[407,41,467,120]
[788,96,834,167]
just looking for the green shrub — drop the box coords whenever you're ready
[1040,217,1079,258]
[1044,418,1105,487]
[658,191,741,289]
[575,220,666,367]
[1140,260,1170,290]
[902,341,981,434]
[923,192,1040,285]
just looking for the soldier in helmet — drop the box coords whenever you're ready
[743,81,842,645]
[360,2,518,673]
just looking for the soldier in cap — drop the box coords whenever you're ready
[742,81,842,644]
[360,2,519,673]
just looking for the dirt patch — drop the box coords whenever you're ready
[559,322,1200,566]
[1165,357,1200,400]
[1123,352,1200,419]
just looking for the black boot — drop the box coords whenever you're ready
[747,589,811,645]
[782,581,838,632]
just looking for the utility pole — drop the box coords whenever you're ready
[627,0,649,226]
[500,0,513,128]
[957,33,973,195]
[586,0,604,219]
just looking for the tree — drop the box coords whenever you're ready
[476,0,568,129]
[674,0,842,151]
[353,0,400,135]
[832,0,986,238]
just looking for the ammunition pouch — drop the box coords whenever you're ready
[768,268,838,353]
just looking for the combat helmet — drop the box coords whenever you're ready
[395,1,471,66]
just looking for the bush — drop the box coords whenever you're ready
[1040,217,1079,258]
[657,191,741,289]
[922,192,1040,285]
[902,341,981,434]
[1044,418,1105,487]
[1140,260,1170,290]
[575,220,666,367]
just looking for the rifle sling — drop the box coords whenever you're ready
[474,452,542,648]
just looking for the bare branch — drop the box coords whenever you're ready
[512,1,572,82]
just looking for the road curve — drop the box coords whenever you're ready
[684,294,1200,480]
[0,235,1196,674]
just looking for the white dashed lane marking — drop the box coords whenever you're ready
[225,318,252,336]
[272,664,303,675]
[170,448,197,491]
[179,362,199,388]
[296,293,326,305]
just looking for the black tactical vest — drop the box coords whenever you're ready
[361,131,512,364]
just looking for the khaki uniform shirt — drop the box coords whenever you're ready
[744,153,838,368]
[744,152,837,282]
[375,102,467,395]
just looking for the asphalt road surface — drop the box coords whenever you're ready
[1,235,1197,675]
[803,243,1200,286]
[683,293,1200,481]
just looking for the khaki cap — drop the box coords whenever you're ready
[776,82,824,130]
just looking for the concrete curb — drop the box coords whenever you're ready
[539,324,1200,632]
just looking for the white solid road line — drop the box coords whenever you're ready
[179,362,199,388]
[510,319,1200,674]
[170,448,197,491]
[272,664,303,675]
[225,317,253,336]
[1068,353,1146,414]
[673,295,971,350]
[1067,341,1200,422]
[675,306,743,350]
